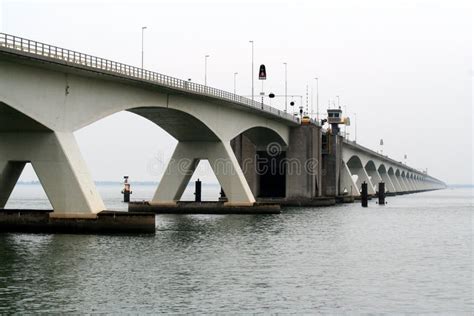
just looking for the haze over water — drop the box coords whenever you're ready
[0,185,472,313]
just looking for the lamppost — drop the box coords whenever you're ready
[249,40,254,101]
[353,112,358,143]
[204,54,210,86]
[141,26,147,69]
[314,77,319,120]
[283,62,287,112]
[233,72,238,94]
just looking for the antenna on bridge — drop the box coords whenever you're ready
[305,85,309,114]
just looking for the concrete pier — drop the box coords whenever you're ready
[0,210,156,234]
[129,201,281,215]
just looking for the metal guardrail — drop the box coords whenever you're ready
[0,33,299,124]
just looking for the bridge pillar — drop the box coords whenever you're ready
[0,132,105,218]
[389,173,402,192]
[231,135,259,197]
[409,178,418,191]
[404,176,414,191]
[396,175,408,192]
[378,169,396,194]
[0,161,26,208]
[354,167,376,195]
[340,161,359,196]
[152,141,255,206]
[344,161,376,196]
[365,167,383,193]
[322,134,342,196]
[286,125,322,200]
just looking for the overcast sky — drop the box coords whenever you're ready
[1,0,472,185]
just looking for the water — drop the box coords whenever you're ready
[0,186,472,313]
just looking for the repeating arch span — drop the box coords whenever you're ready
[237,126,288,147]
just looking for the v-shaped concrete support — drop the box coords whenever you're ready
[152,141,255,206]
[0,161,26,208]
[0,132,105,218]
[340,162,360,197]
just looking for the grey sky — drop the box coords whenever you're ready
[1,0,472,185]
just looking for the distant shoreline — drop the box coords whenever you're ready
[16,181,221,186]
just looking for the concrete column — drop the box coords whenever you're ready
[379,170,396,194]
[0,161,26,208]
[152,141,255,206]
[322,135,342,196]
[366,167,383,193]
[405,176,415,191]
[401,176,411,191]
[0,132,105,218]
[389,172,402,193]
[231,135,259,197]
[286,125,321,199]
[340,162,359,196]
[352,166,376,195]
[396,175,408,192]
[409,177,418,191]
[413,178,419,190]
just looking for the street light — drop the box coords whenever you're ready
[283,62,288,112]
[314,77,319,120]
[141,26,147,69]
[353,112,358,143]
[249,40,254,101]
[204,54,210,86]
[233,72,238,94]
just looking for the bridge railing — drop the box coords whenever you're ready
[0,33,299,124]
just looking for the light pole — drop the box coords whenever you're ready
[336,95,340,108]
[204,54,210,86]
[249,40,254,101]
[314,77,319,120]
[353,112,358,143]
[283,62,287,112]
[141,26,147,69]
[233,72,238,94]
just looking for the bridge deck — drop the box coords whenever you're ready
[0,33,299,125]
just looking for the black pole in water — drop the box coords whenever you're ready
[194,179,202,202]
[378,182,386,205]
[361,181,368,207]
[218,187,228,202]
[122,176,132,203]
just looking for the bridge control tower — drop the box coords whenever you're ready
[327,108,343,135]
[321,108,344,197]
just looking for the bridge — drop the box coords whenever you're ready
[0,33,445,222]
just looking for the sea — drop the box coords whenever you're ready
[0,184,472,313]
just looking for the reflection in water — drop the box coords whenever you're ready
[0,188,473,313]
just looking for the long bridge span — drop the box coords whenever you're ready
[0,33,445,220]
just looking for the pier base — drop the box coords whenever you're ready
[258,197,337,207]
[0,210,155,234]
[129,201,280,214]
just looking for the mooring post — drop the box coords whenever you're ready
[194,179,202,202]
[378,182,386,205]
[121,176,132,203]
[361,181,368,207]
[218,187,228,202]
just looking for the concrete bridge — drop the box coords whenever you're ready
[340,140,445,196]
[0,33,445,219]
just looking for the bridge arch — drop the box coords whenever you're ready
[364,160,382,191]
[377,164,396,193]
[345,155,375,195]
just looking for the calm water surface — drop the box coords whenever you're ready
[1,186,472,313]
